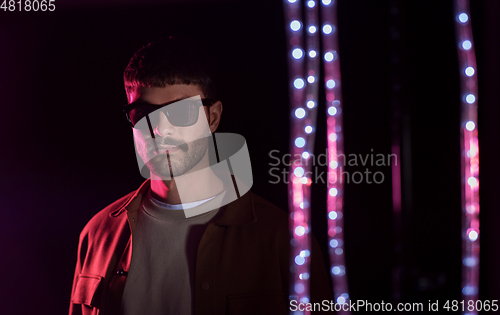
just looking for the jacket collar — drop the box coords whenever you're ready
[109,179,151,218]
[109,179,257,226]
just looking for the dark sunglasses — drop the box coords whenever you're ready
[123,97,215,129]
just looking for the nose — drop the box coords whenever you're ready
[154,111,175,137]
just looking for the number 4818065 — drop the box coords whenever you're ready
[1,0,56,11]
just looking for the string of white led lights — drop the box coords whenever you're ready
[283,0,313,311]
[320,0,350,312]
[284,1,480,312]
[453,1,480,314]
[283,0,350,313]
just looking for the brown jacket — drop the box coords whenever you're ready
[69,180,333,315]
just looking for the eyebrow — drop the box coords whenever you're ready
[137,95,198,106]
[172,95,192,102]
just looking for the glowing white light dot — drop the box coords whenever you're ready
[290,20,302,31]
[299,272,310,280]
[324,52,334,62]
[337,296,346,304]
[466,204,477,213]
[329,188,338,196]
[294,167,305,177]
[323,24,333,35]
[329,239,338,248]
[323,24,333,34]
[326,79,336,89]
[295,137,306,148]
[329,133,337,141]
[308,26,317,34]
[288,0,297,3]
[307,100,316,108]
[292,48,304,59]
[463,257,477,267]
[462,285,478,295]
[300,250,310,257]
[295,255,305,266]
[331,265,345,276]
[294,283,305,293]
[328,106,337,116]
[307,75,315,83]
[335,248,343,255]
[462,40,472,50]
[307,0,315,8]
[295,226,305,236]
[468,176,478,187]
[309,50,317,58]
[294,78,305,89]
[329,211,338,220]
[330,161,338,169]
[465,66,475,76]
[305,126,313,134]
[465,121,475,131]
[466,94,476,104]
[302,151,310,159]
[295,107,306,118]
[300,177,308,184]
[458,13,469,23]
[322,0,332,5]
[468,230,479,241]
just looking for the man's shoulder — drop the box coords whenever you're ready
[249,191,288,227]
[251,192,286,214]
[80,190,135,237]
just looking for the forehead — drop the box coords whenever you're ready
[128,84,205,104]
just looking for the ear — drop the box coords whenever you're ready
[206,100,223,133]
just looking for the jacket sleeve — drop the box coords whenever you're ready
[69,230,88,315]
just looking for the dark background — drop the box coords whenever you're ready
[0,0,498,314]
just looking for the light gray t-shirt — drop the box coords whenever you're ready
[121,189,225,315]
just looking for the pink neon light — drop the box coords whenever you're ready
[322,0,351,312]
[454,0,480,313]
[284,0,315,311]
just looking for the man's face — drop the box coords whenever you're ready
[129,84,212,179]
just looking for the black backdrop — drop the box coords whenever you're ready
[0,0,499,314]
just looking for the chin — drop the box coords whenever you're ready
[149,167,174,180]
[149,161,190,179]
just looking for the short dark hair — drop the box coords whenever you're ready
[123,36,217,101]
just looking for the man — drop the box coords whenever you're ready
[69,36,332,315]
